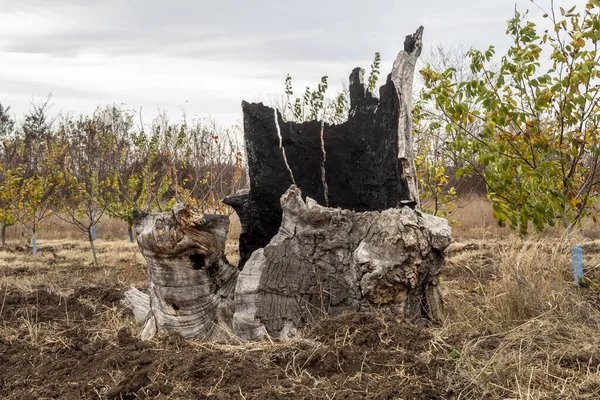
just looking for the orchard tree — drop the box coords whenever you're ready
[10,100,60,254]
[413,45,488,219]
[0,172,18,246]
[0,103,18,245]
[21,97,54,177]
[57,112,122,265]
[413,100,458,219]
[12,155,61,255]
[421,0,600,234]
[105,108,245,242]
[82,105,158,243]
[107,111,175,242]
[181,117,245,213]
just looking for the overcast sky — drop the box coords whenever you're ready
[0,0,589,126]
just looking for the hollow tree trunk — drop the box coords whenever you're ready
[126,187,450,341]
[124,27,452,342]
[233,185,450,340]
[225,27,425,268]
[124,204,238,340]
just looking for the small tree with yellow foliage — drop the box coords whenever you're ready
[421,0,600,234]
[55,112,122,265]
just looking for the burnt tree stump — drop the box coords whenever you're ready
[225,27,424,268]
[124,27,452,341]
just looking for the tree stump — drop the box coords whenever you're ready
[124,27,453,341]
[124,205,238,340]
[233,185,450,340]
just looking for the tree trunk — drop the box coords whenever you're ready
[1,224,5,247]
[128,223,134,243]
[123,28,452,342]
[233,186,450,340]
[32,226,37,256]
[125,204,238,340]
[89,229,98,266]
[125,188,450,341]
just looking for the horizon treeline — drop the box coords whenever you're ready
[0,98,245,262]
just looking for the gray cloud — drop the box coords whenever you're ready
[0,76,100,100]
[1,0,521,60]
[1,0,583,123]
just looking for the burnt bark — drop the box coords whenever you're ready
[225,27,424,268]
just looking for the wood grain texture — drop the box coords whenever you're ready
[127,204,238,340]
[233,185,450,340]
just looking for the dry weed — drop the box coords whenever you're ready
[439,237,600,399]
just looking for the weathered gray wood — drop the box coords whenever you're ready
[122,287,150,324]
[127,185,450,341]
[233,185,451,340]
[122,288,157,340]
[392,26,424,208]
[127,204,238,340]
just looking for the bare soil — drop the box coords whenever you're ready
[0,285,454,399]
[1,238,600,399]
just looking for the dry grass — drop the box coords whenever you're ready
[3,214,130,241]
[2,200,600,398]
[3,195,596,243]
[0,240,150,298]
[439,237,600,399]
[4,210,242,242]
[447,195,600,240]
[449,195,503,239]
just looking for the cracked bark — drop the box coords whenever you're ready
[126,185,450,341]
[233,186,451,340]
